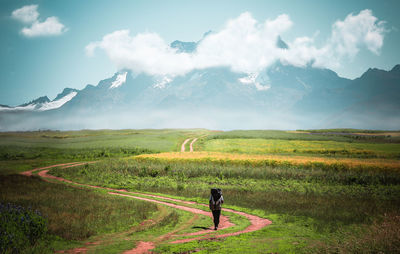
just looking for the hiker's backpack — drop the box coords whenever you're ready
[211,188,222,201]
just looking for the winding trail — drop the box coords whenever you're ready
[181,137,198,152]
[189,138,198,152]
[181,138,191,152]
[108,192,233,230]
[20,163,271,253]
[20,162,81,176]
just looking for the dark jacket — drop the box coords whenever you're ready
[209,194,224,210]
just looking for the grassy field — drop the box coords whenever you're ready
[49,156,400,253]
[0,174,160,253]
[203,129,400,142]
[137,152,400,171]
[0,129,209,175]
[1,129,399,253]
[201,138,400,158]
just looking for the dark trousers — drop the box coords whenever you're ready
[212,209,221,227]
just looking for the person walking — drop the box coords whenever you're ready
[209,188,224,230]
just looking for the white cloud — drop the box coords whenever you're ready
[21,17,66,37]
[193,12,292,73]
[11,5,67,37]
[86,31,194,76]
[12,5,39,24]
[282,9,386,69]
[86,10,386,77]
[330,9,385,56]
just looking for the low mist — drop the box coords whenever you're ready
[1,107,399,131]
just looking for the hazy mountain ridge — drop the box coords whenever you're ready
[53,88,79,101]
[0,42,399,130]
[170,30,214,53]
[0,88,78,112]
[19,96,51,107]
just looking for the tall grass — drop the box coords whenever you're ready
[314,213,400,253]
[49,157,400,252]
[0,175,158,241]
[50,158,400,230]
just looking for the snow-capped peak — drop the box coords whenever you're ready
[0,90,78,112]
[38,91,77,111]
[110,72,127,89]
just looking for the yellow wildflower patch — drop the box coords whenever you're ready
[134,152,400,171]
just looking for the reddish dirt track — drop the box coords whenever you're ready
[109,192,234,230]
[181,138,191,152]
[20,162,80,176]
[124,241,154,254]
[21,163,272,253]
[189,138,198,152]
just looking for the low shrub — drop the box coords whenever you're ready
[0,203,47,253]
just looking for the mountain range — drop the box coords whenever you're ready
[0,38,399,131]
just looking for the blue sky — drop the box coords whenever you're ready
[1,0,399,106]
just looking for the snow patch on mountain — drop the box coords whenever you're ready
[110,72,127,89]
[38,91,77,111]
[154,76,172,89]
[0,91,77,111]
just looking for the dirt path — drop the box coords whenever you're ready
[109,192,234,230]
[189,138,198,152]
[181,138,191,152]
[21,163,271,253]
[110,191,272,244]
[181,137,198,152]
[124,241,154,254]
[20,162,80,176]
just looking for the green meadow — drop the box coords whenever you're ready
[0,129,206,175]
[202,138,400,158]
[1,129,399,253]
